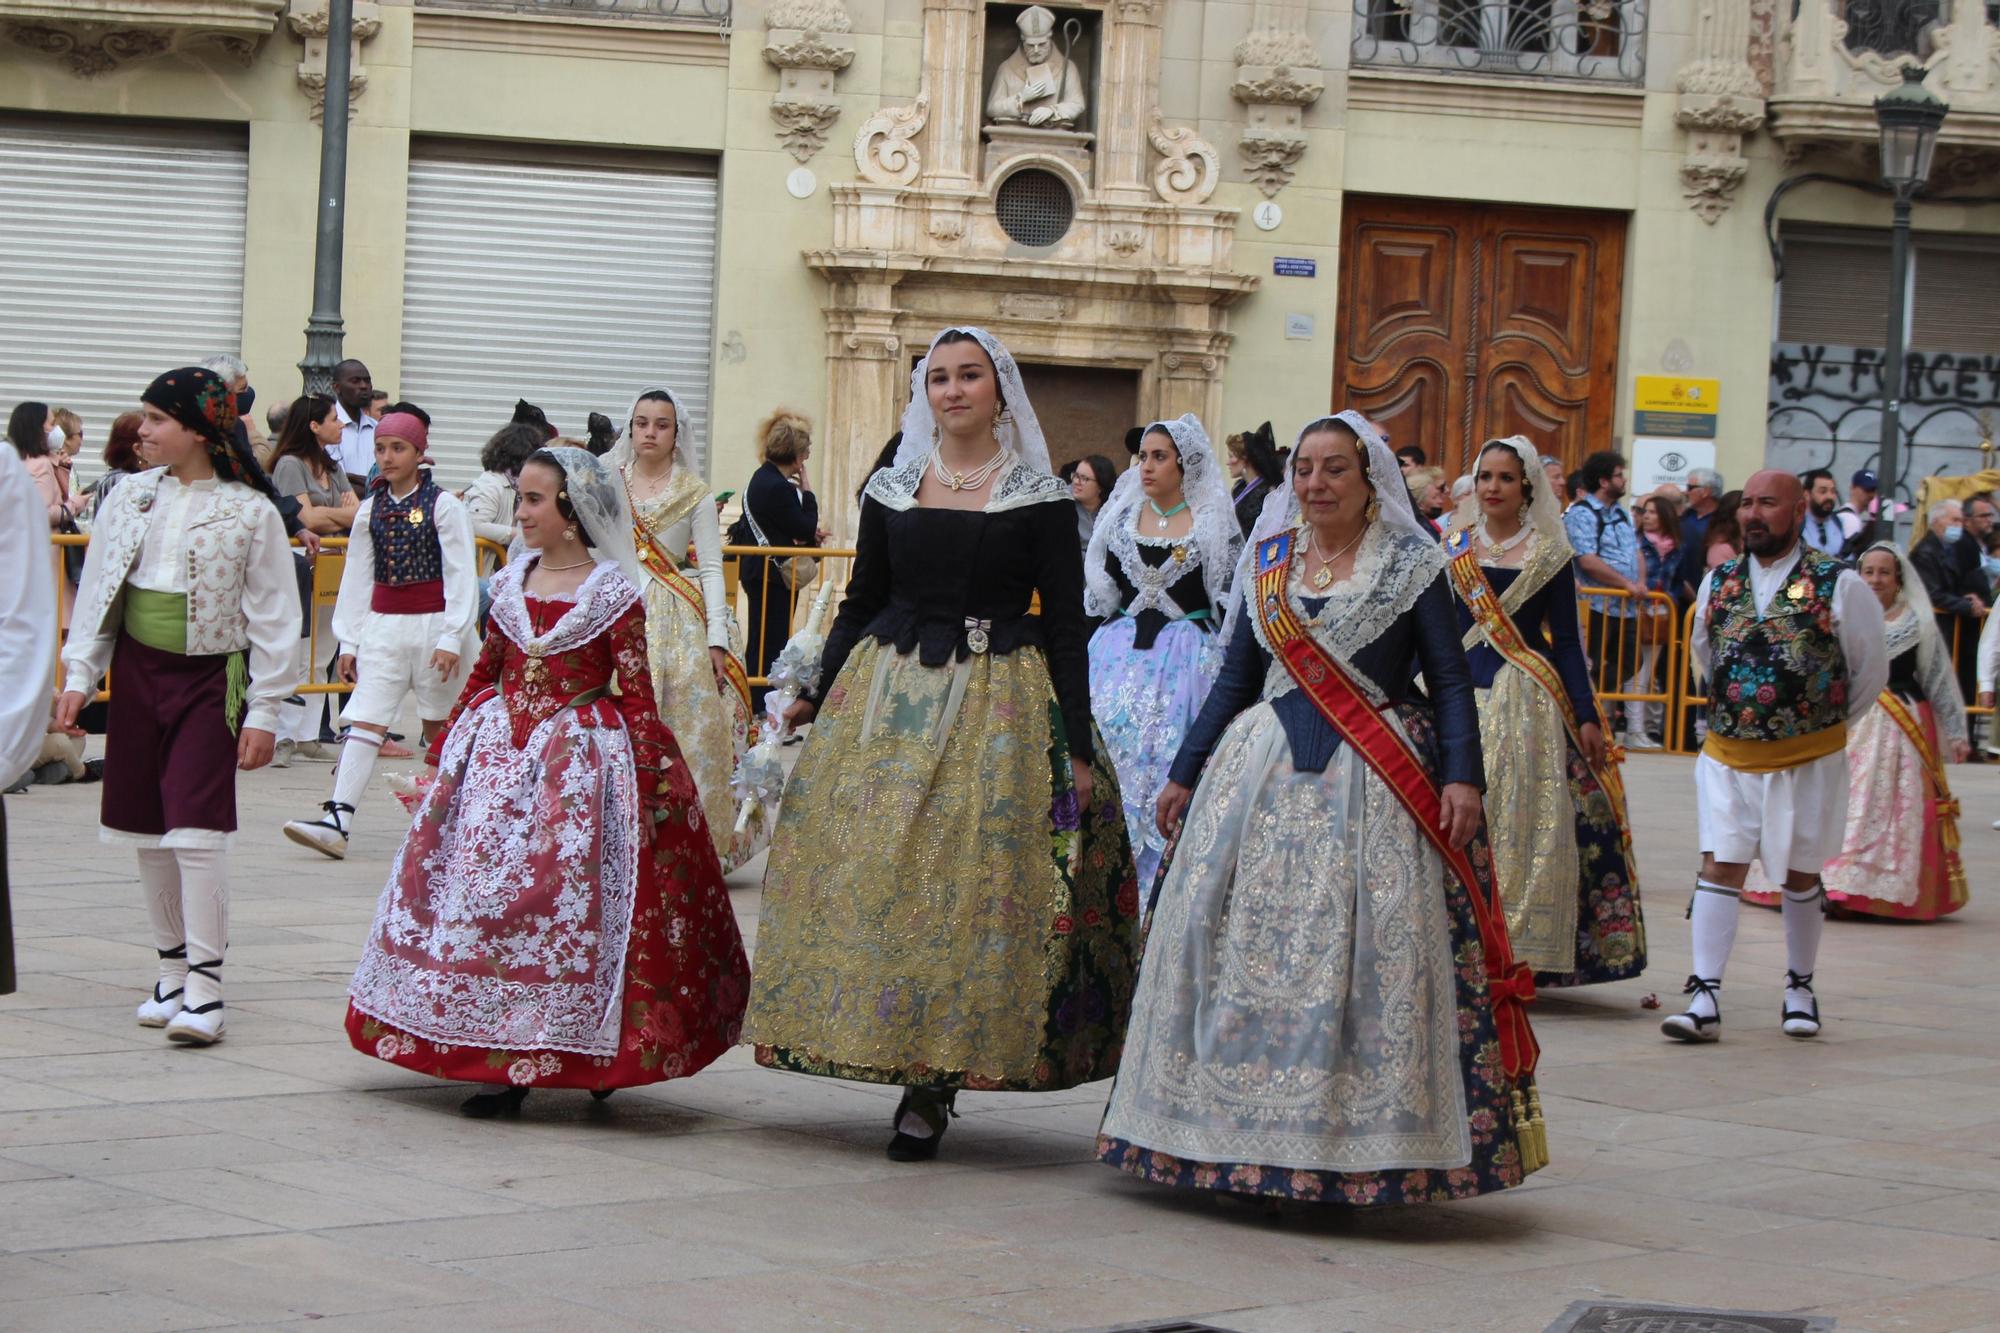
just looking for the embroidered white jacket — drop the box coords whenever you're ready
[61,468,298,735]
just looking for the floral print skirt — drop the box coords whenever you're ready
[1097,701,1541,1206]
[1088,616,1220,892]
[746,639,1139,1092]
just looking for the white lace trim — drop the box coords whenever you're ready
[1250,524,1444,707]
[1089,527,1213,622]
[347,697,642,1057]
[863,450,1072,515]
[489,558,641,657]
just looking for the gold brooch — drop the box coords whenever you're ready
[1786,579,1809,600]
[407,508,425,526]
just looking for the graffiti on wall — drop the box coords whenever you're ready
[1768,342,1998,500]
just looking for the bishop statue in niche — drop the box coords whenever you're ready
[986,5,1086,129]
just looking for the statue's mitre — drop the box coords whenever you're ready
[1017,5,1056,38]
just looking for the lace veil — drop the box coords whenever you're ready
[605,385,691,477]
[523,445,644,590]
[893,327,1054,477]
[1084,413,1241,618]
[1222,409,1437,638]
[1442,435,1573,556]
[1862,540,1969,746]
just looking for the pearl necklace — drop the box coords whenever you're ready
[932,446,1009,492]
[538,555,594,571]
[1147,498,1189,533]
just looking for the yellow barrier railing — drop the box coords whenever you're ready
[1574,585,1685,751]
[720,543,857,688]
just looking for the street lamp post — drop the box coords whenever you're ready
[1871,64,1948,542]
[298,0,356,396]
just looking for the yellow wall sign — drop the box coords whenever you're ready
[1633,376,1719,439]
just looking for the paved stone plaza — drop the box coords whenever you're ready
[3,749,1999,1332]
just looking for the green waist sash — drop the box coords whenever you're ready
[123,589,247,736]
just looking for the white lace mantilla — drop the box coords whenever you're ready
[488,558,641,659]
[1250,524,1444,707]
[864,450,1072,515]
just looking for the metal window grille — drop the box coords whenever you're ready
[418,0,732,25]
[1352,0,1647,84]
[994,169,1076,249]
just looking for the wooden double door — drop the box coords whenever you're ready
[1333,196,1627,475]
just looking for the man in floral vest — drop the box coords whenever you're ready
[1665,470,1886,1045]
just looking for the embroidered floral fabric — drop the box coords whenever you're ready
[746,640,1139,1090]
[347,573,749,1085]
[1098,704,1538,1205]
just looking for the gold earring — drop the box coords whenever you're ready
[564,526,578,543]
[931,424,941,446]
[991,404,1003,430]
[1365,497,1381,524]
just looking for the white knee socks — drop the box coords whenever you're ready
[136,848,186,999]
[329,730,384,833]
[1782,880,1825,1008]
[175,847,228,1014]
[1687,879,1741,1018]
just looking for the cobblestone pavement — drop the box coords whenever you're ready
[4,747,1999,1332]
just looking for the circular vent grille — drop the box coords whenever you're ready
[994,168,1075,248]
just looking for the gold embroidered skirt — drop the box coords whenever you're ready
[746,638,1139,1091]
[1476,669,1581,975]
[639,573,744,870]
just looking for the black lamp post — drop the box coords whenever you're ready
[298,0,356,395]
[1871,64,1948,541]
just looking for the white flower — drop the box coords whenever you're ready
[507,1057,538,1085]
[537,1052,562,1076]
[376,1035,404,1059]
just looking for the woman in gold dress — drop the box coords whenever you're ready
[612,388,761,871]
[1440,436,1644,987]
[744,328,1139,1162]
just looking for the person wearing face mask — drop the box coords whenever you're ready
[199,355,267,469]
[1911,499,1989,704]
[8,401,83,527]
[745,327,1138,1164]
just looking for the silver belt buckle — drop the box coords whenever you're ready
[965,618,991,655]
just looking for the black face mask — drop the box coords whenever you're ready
[236,387,256,415]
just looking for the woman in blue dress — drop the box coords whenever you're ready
[1083,414,1237,892]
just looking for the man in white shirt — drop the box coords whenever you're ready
[1664,470,1887,1046]
[0,446,57,993]
[329,359,376,486]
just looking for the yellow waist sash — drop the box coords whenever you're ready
[1702,724,1846,773]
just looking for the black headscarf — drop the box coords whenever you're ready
[141,367,280,503]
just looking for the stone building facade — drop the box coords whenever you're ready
[1,1,1997,532]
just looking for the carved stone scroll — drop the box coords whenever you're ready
[288,1,380,123]
[1148,110,1219,206]
[1674,0,1766,222]
[855,91,931,188]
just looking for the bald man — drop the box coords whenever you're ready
[1667,470,1886,1044]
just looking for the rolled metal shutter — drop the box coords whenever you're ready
[399,144,718,485]
[0,117,247,475]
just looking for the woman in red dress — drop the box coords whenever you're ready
[344,446,749,1116]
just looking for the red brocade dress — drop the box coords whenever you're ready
[345,559,750,1090]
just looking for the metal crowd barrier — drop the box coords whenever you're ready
[77,531,1991,749]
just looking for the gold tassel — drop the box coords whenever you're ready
[1510,1087,1550,1175]
[1937,799,1962,853]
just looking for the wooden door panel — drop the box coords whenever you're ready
[1343,223,1459,360]
[1487,229,1597,374]
[1345,358,1450,457]
[1339,196,1625,474]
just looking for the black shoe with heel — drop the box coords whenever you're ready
[461,1086,530,1119]
[886,1085,957,1162]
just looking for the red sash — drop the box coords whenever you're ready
[1254,532,1539,1078]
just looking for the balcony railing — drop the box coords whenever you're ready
[1831,0,2000,58]
[419,0,731,24]
[1352,0,1647,84]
